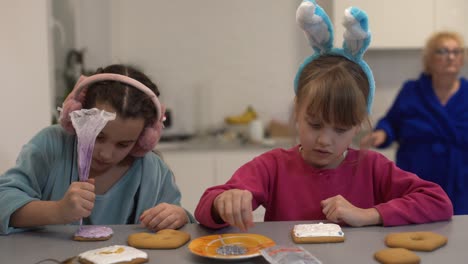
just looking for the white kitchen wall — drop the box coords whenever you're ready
[51,1,302,136]
[105,1,468,154]
[67,1,468,132]
[107,0,302,136]
[0,1,53,173]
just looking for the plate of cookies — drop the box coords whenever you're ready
[188,233,275,260]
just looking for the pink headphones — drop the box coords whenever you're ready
[59,73,165,157]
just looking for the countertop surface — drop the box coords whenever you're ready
[1,217,466,263]
[155,135,397,162]
[155,136,296,152]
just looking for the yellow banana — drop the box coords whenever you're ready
[225,106,258,125]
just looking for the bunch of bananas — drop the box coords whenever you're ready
[225,106,258,125]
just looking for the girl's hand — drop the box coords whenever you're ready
[212,189,254,232]
[57,179,95,223]
[321,195,382,227]
[139,203,188,231]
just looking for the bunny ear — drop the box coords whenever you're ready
[294,2,375,114]
[296,0,333,54]
[342,7,371,59]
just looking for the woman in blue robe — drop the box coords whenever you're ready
[365,31,468,215]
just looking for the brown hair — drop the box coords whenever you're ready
[295,55,370,128]
[423,31,465,74]
[83,64,160,127]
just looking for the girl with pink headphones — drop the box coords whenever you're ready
[0,64,194,234]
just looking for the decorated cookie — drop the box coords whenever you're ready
[77,245,148,264]
[291,223,345,244]
[374,248,420,264]
[128,229,191,249]
[74,226,114,241]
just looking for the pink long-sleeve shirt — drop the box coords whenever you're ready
[195,146,453,229]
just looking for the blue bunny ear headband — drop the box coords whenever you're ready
[294,0,375,113]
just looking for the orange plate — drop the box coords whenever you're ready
[188,233,276,260]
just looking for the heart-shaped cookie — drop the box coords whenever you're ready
[128,229,191,249]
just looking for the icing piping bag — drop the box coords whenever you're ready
[70,108,116,227]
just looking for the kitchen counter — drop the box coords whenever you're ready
[2,217,466,263]
[155,136,296,153]
[155,135,397,162]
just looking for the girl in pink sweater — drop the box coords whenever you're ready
[194,1,453,231]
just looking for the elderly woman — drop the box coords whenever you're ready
[365,31,468,215]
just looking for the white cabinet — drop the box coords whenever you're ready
[161,152,215,219]
[161,149,266,222]
[333,0,468,49]
[333,0,433,49]
[213,150,263,184]
[434,0,468,41]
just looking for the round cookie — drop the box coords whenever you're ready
[385,231,447,251]
[77,245,148,264]
[374,248,420,264]
[128,229,191,249]
[74,226,113,241]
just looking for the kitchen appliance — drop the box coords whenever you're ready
[160,107,195,142]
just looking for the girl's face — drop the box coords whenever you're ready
[430,38,465,77]
[296,104,359,169]
[90,102,145,174]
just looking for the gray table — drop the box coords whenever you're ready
[2,216,468,263]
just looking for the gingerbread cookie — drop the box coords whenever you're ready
[73,226,113,241]
[77,245,148,264]
[291,223,345,244]
[128,229,191,249]
[385,231,447,251]
[374,248,420,264]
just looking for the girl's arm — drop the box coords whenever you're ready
[10,200,68,227]
[373,154,453,226]
[320,195,383,227]
[195,155,270,229]
[0,126,76,234]
[10,179,96,228]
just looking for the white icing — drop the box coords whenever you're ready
[293,223,344,238]
[78,245,147,264]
